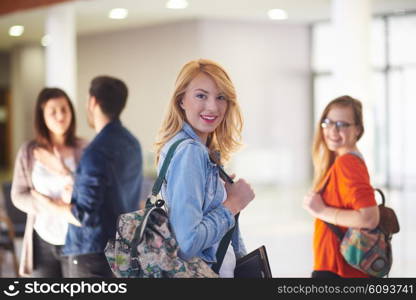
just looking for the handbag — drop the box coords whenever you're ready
[104,138,218,278]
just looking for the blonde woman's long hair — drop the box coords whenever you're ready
[312,95,365,191]
[155,59,243,164]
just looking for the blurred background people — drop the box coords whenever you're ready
[11,87,87,277]
[59,76,143,278]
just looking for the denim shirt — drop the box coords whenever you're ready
[158,122,246,263]
[62,119,143,256]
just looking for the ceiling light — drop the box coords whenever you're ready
[268,9,288,20]
[166,0,188,9]
[109,8,128,19]
[9,25,24,37]
[41,35,50,47]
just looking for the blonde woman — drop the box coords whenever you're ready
[303,95,379,278]
[155,59,255,278]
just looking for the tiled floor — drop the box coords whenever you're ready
[0,180,414,277]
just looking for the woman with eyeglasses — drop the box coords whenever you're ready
[303,95,379,278]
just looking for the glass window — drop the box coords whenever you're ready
[313,74,335,123]
[371,71,387,186]
[311,22,334,72]
[388,69,405,187]
[371,18,386,69]
[389,15,416,65]
[313,19,385,71]
[389,68,416,188]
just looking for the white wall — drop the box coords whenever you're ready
[77,20,311,184]
[199,20,311,186]
[7,19,312,185]
[10,45,45,158]
[77,20,201,175]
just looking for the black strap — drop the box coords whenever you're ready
[211,212,239,274]
[151,138,188,196]
[325,221,345,240]
[374,188,385,206]
[211,166,239,274]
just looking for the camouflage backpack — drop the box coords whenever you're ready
[104,139,218,278]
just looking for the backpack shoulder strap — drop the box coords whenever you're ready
[325,221,345,240]
[151,138,188,197]
[320,172,345,240]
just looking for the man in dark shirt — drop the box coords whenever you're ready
[61,76,143,277]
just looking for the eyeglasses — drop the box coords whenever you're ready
[321,118,355,131]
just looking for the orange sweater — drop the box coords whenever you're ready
[313,153,377,278]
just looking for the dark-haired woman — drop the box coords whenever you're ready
[11,88,87,277]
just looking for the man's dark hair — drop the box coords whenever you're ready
[89,75,128,120]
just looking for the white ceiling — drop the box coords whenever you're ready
[1,0,416,50]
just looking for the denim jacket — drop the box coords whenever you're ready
[158,122,246,263]
[62,119,143,256]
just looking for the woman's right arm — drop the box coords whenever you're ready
[303,192,379,229]
[11,144,42,215]
[303,154,379,229]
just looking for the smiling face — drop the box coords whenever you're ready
[180,72,228,144]
[43,97,72,137]
[322,105,361,156]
